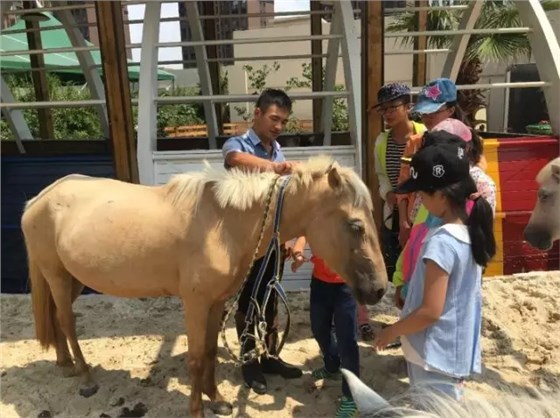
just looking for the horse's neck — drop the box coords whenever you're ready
[276,184,315,242]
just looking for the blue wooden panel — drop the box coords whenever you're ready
[1,155,115,293]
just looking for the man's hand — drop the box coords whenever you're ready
[273,161,297,175]
[386,192,397,207]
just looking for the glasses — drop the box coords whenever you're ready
[376,104,406,115]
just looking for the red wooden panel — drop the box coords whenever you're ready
[497,137,559,212]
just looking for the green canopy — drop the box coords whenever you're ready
[0,13,175,81]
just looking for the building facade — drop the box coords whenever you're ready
[178,0,274,68]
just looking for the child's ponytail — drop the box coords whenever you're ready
[438,177,496,267]
[467,194,496,267]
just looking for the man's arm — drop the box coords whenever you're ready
[225,151,276,172]
[225,151,294,175]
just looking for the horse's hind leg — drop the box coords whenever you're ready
[54,279,84,371]
[45,269,98,397]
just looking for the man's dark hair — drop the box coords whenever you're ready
[256,88,292,113]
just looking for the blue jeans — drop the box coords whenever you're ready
[407,362,465,401]
[310,277,359,398]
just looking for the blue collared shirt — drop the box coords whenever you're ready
[401,224,483,378]
[222,128,285,169]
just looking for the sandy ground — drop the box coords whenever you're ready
[1,271,559,417]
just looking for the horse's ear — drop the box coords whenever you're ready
[328,166,342,190]
[551,162,560,183]
[340,369,390,414]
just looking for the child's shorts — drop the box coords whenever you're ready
[406,361,465,401]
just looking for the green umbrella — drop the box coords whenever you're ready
[0,13,175,82]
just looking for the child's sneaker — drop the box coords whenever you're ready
[335,396,358,417]
[311,366,341,380]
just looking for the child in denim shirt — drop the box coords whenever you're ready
[374,132,496,400]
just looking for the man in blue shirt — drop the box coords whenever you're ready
[222,89,302,394]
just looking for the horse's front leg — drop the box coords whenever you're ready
[182,295,209,418]
[202,300,232,416]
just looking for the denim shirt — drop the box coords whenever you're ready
[222,128,285,169]
[401,224,482,378]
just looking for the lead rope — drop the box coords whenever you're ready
[237,176,292,362]
[220,175,282,366]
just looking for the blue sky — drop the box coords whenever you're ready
[127,1,310,66]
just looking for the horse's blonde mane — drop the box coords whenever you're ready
[536,157,560,185]
[365,387,560,418]
[165,155,372,211]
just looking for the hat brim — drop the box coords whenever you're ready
[395,177,420,194]
[373,94,409,108]
[412,100,446,115]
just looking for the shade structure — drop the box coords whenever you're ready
[0,13,175,81]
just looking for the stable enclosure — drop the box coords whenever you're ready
[1,0,559,292]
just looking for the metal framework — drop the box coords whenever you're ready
[1,0,559,183]
[135,0,363,184]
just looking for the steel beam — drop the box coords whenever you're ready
[0,75,31,153]
[55,6,109,137]
[337,0,362,176]
[136,1,161,185]
[185,1,218,149]
[514,0,560,135]
[321,8,341,145]
[441,0,484,81]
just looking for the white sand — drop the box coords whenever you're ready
[1,271,559,417]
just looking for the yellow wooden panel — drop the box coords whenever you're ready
[483,139,502,214]
[485,215,504,277]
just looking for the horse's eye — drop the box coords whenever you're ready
[348,219,365,233]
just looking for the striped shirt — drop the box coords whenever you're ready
[386,132,407,190]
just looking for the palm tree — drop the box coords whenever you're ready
[386,0,560,126]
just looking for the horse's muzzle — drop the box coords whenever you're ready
[352,271,388,305]
[524,226,553,250]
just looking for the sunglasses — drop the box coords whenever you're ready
[376,103,407,115]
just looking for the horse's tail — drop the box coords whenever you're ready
[28,256,57,350]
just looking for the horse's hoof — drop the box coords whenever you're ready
[79,383,99,398]
[210,401,233,416]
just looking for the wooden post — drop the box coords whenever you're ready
[311,0,323,132]
[23,1,54,139]
[413,0,428,87]
[94,1,139,183]
[362,0,384,230]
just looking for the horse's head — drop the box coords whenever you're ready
[290,158,388,305]
[524,158,560,250]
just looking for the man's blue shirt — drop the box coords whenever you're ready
[222,128,285,168]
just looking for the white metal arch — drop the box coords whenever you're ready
[514,0,560,135]
[136,0,363,184]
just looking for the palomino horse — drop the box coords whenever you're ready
[341,369,560,418]
[21,155,388,417]
[524,157,560,250]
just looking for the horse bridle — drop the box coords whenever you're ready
[220,175,292,365]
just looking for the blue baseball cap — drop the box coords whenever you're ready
[412,78,457,115]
